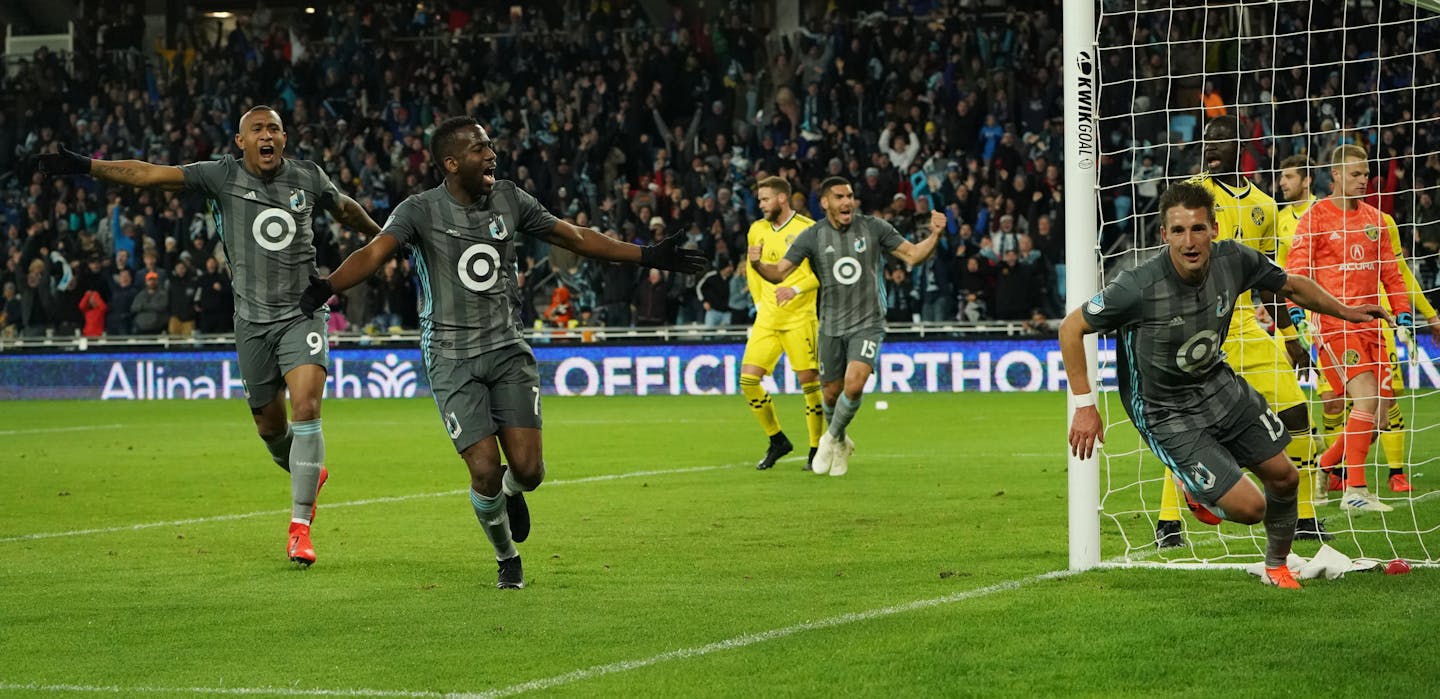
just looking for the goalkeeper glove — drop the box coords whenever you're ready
[1397,312,1415,328]
[29,145,91,176]
[1286,306,1311,351]
[299,275,334,319]
[640,232,708,274]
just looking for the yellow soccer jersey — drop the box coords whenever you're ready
[1192,174,1280,339]
[747,212,819,329]
[1382,212,1438,318]
[1275,195,1316,268]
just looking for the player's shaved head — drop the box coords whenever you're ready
[1158,181,1217,227]
[431,116,482,166]
[240,105,282,130]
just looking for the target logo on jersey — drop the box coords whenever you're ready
[832,256,863,285]
[252,207,298,251]
[1176,330,1220,374]
[458,242,502,292]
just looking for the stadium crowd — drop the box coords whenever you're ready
[7,1,1434,340]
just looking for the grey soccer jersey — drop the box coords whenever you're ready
[784,214,906,336]
[1082,240,1288,434]
[382,180,559,359]
[180,155,340,323]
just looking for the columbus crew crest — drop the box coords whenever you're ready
[1250,206,1265,226]
[1342,349,1361,366]
[1364,224,1379,241]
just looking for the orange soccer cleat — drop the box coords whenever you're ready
[1389,473,1412,493]
[1262,565,1302,590]
[1326,470,1344,493]
[287,521,316,567]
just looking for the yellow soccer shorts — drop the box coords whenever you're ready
[742,319,819,373]
[1315,326,1404,395]
[1223,326,1307,413]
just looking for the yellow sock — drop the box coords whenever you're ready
[740,374,781,436]
[1159,472,1182,521]
[801,381,825,448]
[1380,404,1406,472]
[1287,427,1316,519]
[1321,411,1345,450]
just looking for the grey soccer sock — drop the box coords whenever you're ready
[1263,484,1299,568]
[264,426,293,471]
[827,393,862,440]
[823,400,835,427]
[289,419,324,523]
[470,488,517,560]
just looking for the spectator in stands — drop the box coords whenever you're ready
[1,281,19,337]
[20,259,58,337]
[106,267,137,335]
[728,262,752,326]
[131,271,167,335]
[166,259,198,337]
[634,268,670,327]
[196,256,233,333]
[698,256,732,326]
[885,266,917,323]
[79,288,107,337]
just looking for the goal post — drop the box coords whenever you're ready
[1063,0,1102,572]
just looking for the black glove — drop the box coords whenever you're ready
[640,232,708,274]
[29,145,91,177]
[300,275,334,318]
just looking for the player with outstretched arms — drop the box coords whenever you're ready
[1153,116,1324,547]
[30,105,385,567]
[741,176,823,471]
[1063,182,1391,589]
[1284,144,1436,512]
[749,177,944,476]
[300,117,705,589]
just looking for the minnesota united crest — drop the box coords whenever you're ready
[489,215,509,240]
[289,188,307,212]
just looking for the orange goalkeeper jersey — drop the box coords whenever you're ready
[1285,196,1410,335]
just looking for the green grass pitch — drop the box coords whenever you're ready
[2,393,1439,697]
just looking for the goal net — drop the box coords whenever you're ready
[1086,0,1440,567]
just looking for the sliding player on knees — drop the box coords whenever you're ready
[1155,116,1323,547]
[301,117,704,588]
[1063,183,1390,588]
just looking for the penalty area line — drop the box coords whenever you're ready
[0,424,126,436]
[0,463,741,544]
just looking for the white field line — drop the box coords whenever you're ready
[0,424,126,436]
[0,568,1080,699]
[0,464,741,544]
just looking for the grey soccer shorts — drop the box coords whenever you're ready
[818,328,885,383]
[424,343,543,453]
[234,313,330,410]
[1145,387,1291,508]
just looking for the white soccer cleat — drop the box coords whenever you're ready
[812,433,836,475]
[1340,487,1393,513]
[829,435,856,477]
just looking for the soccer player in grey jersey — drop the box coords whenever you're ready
[749,176,945,476]
[31,106,384,567]
[1061,182,1390,589]
[300,116,705,589]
